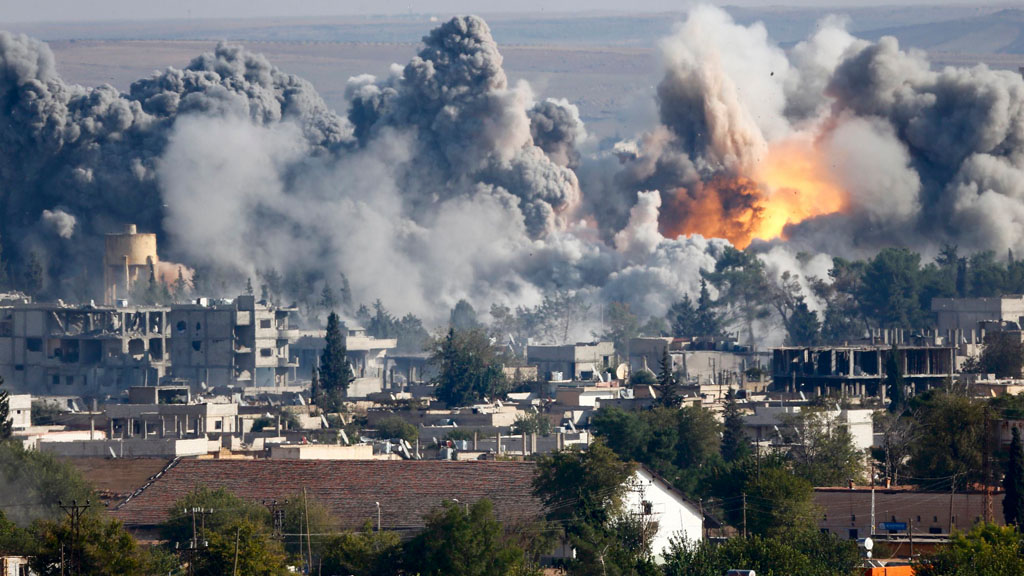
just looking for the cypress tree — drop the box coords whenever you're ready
[1003,427,1024,527]
[721,390,751,463]
[655,345,681,408]
[886,344,906,413]
[320,312,353,409]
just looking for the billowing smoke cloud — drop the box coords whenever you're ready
[40,209,76,239]
[4,7,1024,347]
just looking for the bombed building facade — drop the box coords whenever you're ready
[0,295,299,395]
[772,343,955,398]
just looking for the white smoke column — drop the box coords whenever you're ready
[657,5,792,172]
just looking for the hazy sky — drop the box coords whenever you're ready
[3,0,1002,23]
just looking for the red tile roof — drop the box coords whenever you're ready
[111,459,540,532]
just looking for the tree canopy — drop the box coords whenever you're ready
[429,327,508,407]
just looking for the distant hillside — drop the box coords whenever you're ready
[862,8,1024,54]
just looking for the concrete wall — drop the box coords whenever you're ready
[39,437,210,458]
[269,444,374,460]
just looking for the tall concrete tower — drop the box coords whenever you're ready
[103,224,158,305]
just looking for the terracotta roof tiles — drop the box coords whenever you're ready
[111,459,541,532]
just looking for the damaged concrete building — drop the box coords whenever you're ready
[0,295,299,395]
[772,344,955,398]
[167,295,298,388]
[0,302,170,394]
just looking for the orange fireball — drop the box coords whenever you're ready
[662,136,847,249]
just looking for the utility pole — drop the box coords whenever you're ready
[232,527,240,576]
[303,487,313,574]
[949,472,957,534]
[870,460,876,538]
[742,493,747,538]
[909,519,914,557]
[59,499,90,576]
[984,410,993,523]
[698,499,705,540]
[263,499,286,538]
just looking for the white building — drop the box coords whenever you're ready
[7,394,30,430]
[624,466,704,561]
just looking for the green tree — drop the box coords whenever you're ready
[395,313,430,353]
[768,270,820,346]
[703,247,771,345]
[320,524,402,576]
[319,281,335,312]
[374,416,419,442]
[160,487,286,576]
[885,344,907,413]
[873,410,914,486]
[629,370,656,387]
[31,514,153,576]
[914,523,1024,576]
[785,298,820,346]
[857,248,924,329]
[404,499,534,576]
[667,295,699,338]
[511,412,551,437]
[812,258,868,342]
[980,331,1024,379]
[743,466,819,538]
[1003,427,1024,528]
[0,386,12,439]
[908,389,989,490]
[602,302,640,357]
[721,390,751,463]
[533,442,652,575]
[22,252,43,297]
[368,300,396,339]
[338,273,353,311]
[429,327,508,407]
[199,517,288,576]
[450,299,480,331]
[784,406,864,486]
[0,441,93,525]
[663,531,860,576]
[656,346,681,408]
[159,486,269,545]
[173,267,189,301]
[279,493,335,563]
[695,278,721,339]
[320,312,354,410]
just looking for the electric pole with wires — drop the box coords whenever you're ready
[58,499,90,576]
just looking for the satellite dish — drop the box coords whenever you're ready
[615,363,628,380]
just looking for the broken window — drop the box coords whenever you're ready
[176,321,186,332]
[260,319,272,329]
[260,348,273,357]
[26,338,41,352]
[192,341,202,352]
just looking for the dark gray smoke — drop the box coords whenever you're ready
[0,32,348,296]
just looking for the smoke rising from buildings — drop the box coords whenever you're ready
[2,7,1024,343]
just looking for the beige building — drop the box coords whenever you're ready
[527,341,615,382]
[103,224,158,305]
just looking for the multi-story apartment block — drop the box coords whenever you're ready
[0,302,170,394]
[168,295,298,388]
